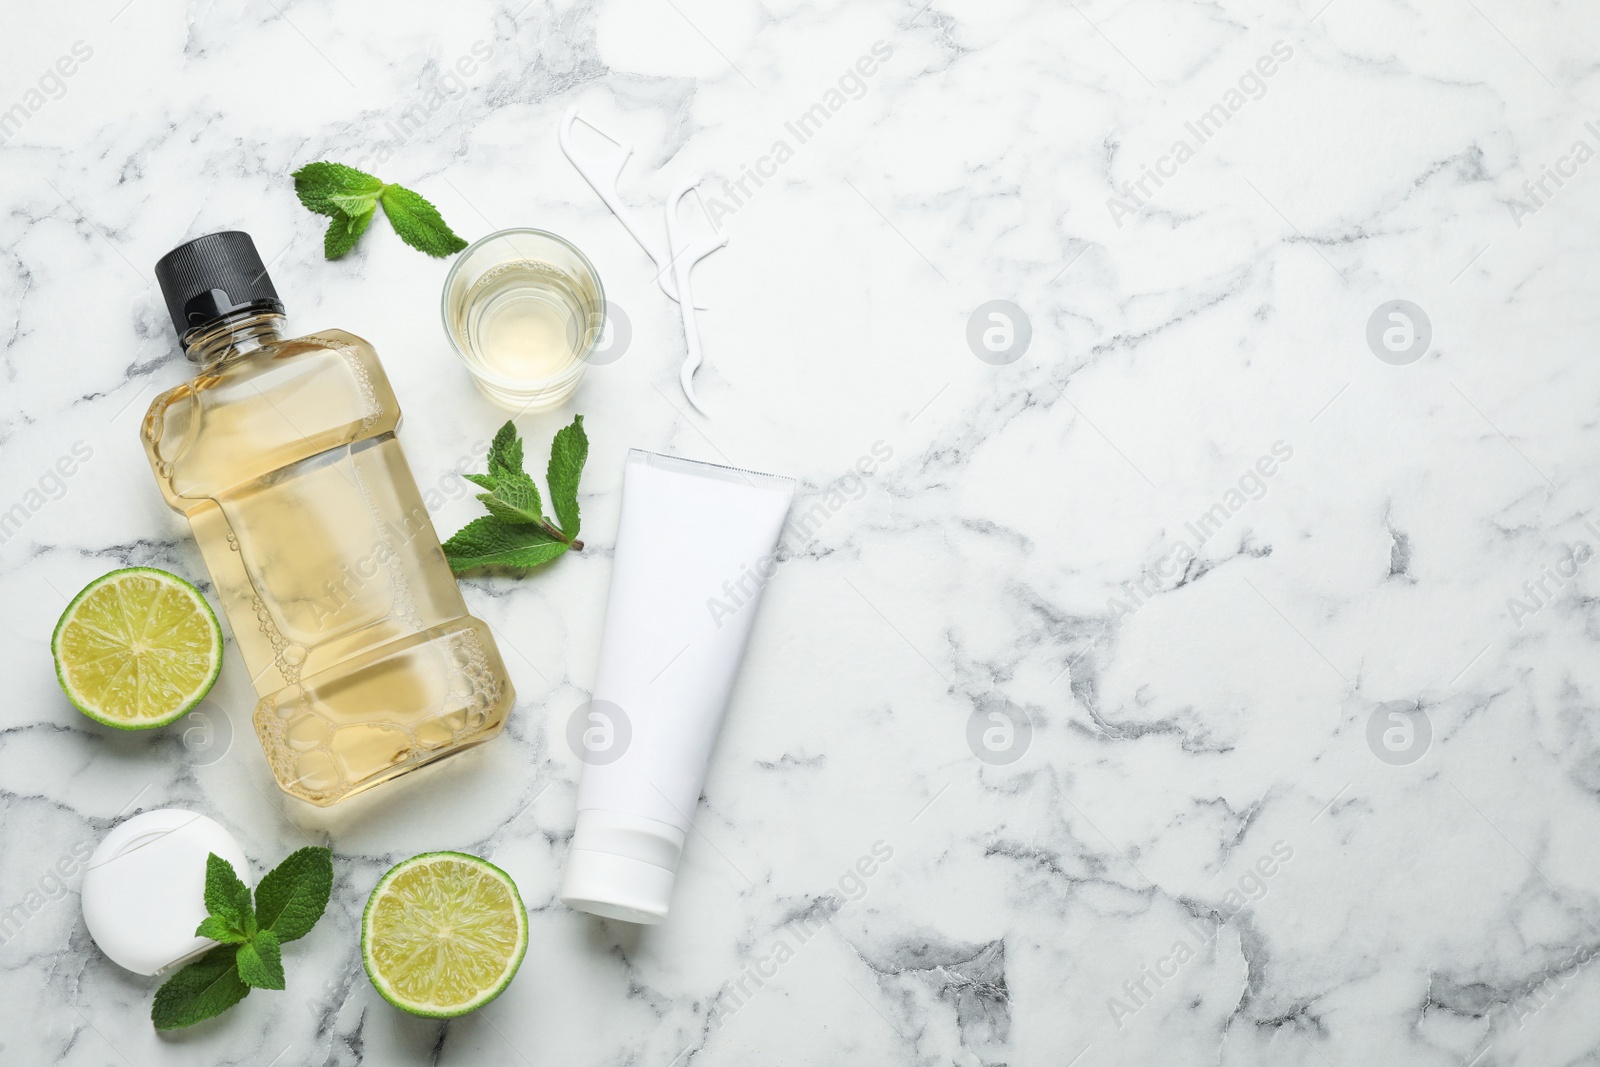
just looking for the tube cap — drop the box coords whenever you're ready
[560,810,686,924]
[153,231,283,341]
[81,809,252,976]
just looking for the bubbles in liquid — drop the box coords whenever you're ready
[253,623,508,805]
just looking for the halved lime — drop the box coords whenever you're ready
[362,852,528,1018]
[52,568,223,730]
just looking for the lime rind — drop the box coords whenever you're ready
[361,851,528,1019]
[51,567,223,731]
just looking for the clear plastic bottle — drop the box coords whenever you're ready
[142,231,514,805]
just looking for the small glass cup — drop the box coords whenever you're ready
[441,228,605,411]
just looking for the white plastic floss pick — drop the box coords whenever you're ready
[664,177,729,416]
[558,106,707,309]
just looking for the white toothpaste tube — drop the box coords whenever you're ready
[560,450,794,923]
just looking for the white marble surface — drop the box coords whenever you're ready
[4,0,1600,1063]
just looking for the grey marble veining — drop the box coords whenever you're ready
[3,0,1600,1063]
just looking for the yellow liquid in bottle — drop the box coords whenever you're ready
[142,322,514,805]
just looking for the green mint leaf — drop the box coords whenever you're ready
[293,162,467,259]
[379,183,468,258]
[486,421,523,484]
[151,946,249,1030]
[442,516,569,573]
[292,162,382,218]
[254,846,333,944]
[236,931,285,990]
[441,417,591,568]
[195,915,248,945]
[547,415,587,539]
[323,206,375,260]
[479,471,544,526]
[203,853,254,935]
[327,190,381,216]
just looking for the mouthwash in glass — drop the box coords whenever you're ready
[142,231,515,805]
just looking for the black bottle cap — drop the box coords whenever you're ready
[153,231,284,340]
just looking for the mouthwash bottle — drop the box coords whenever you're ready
[141,231,514,805]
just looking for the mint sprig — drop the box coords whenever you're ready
[152,847,333,1031]
[442,417,588,573]
[292,161,468,260]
